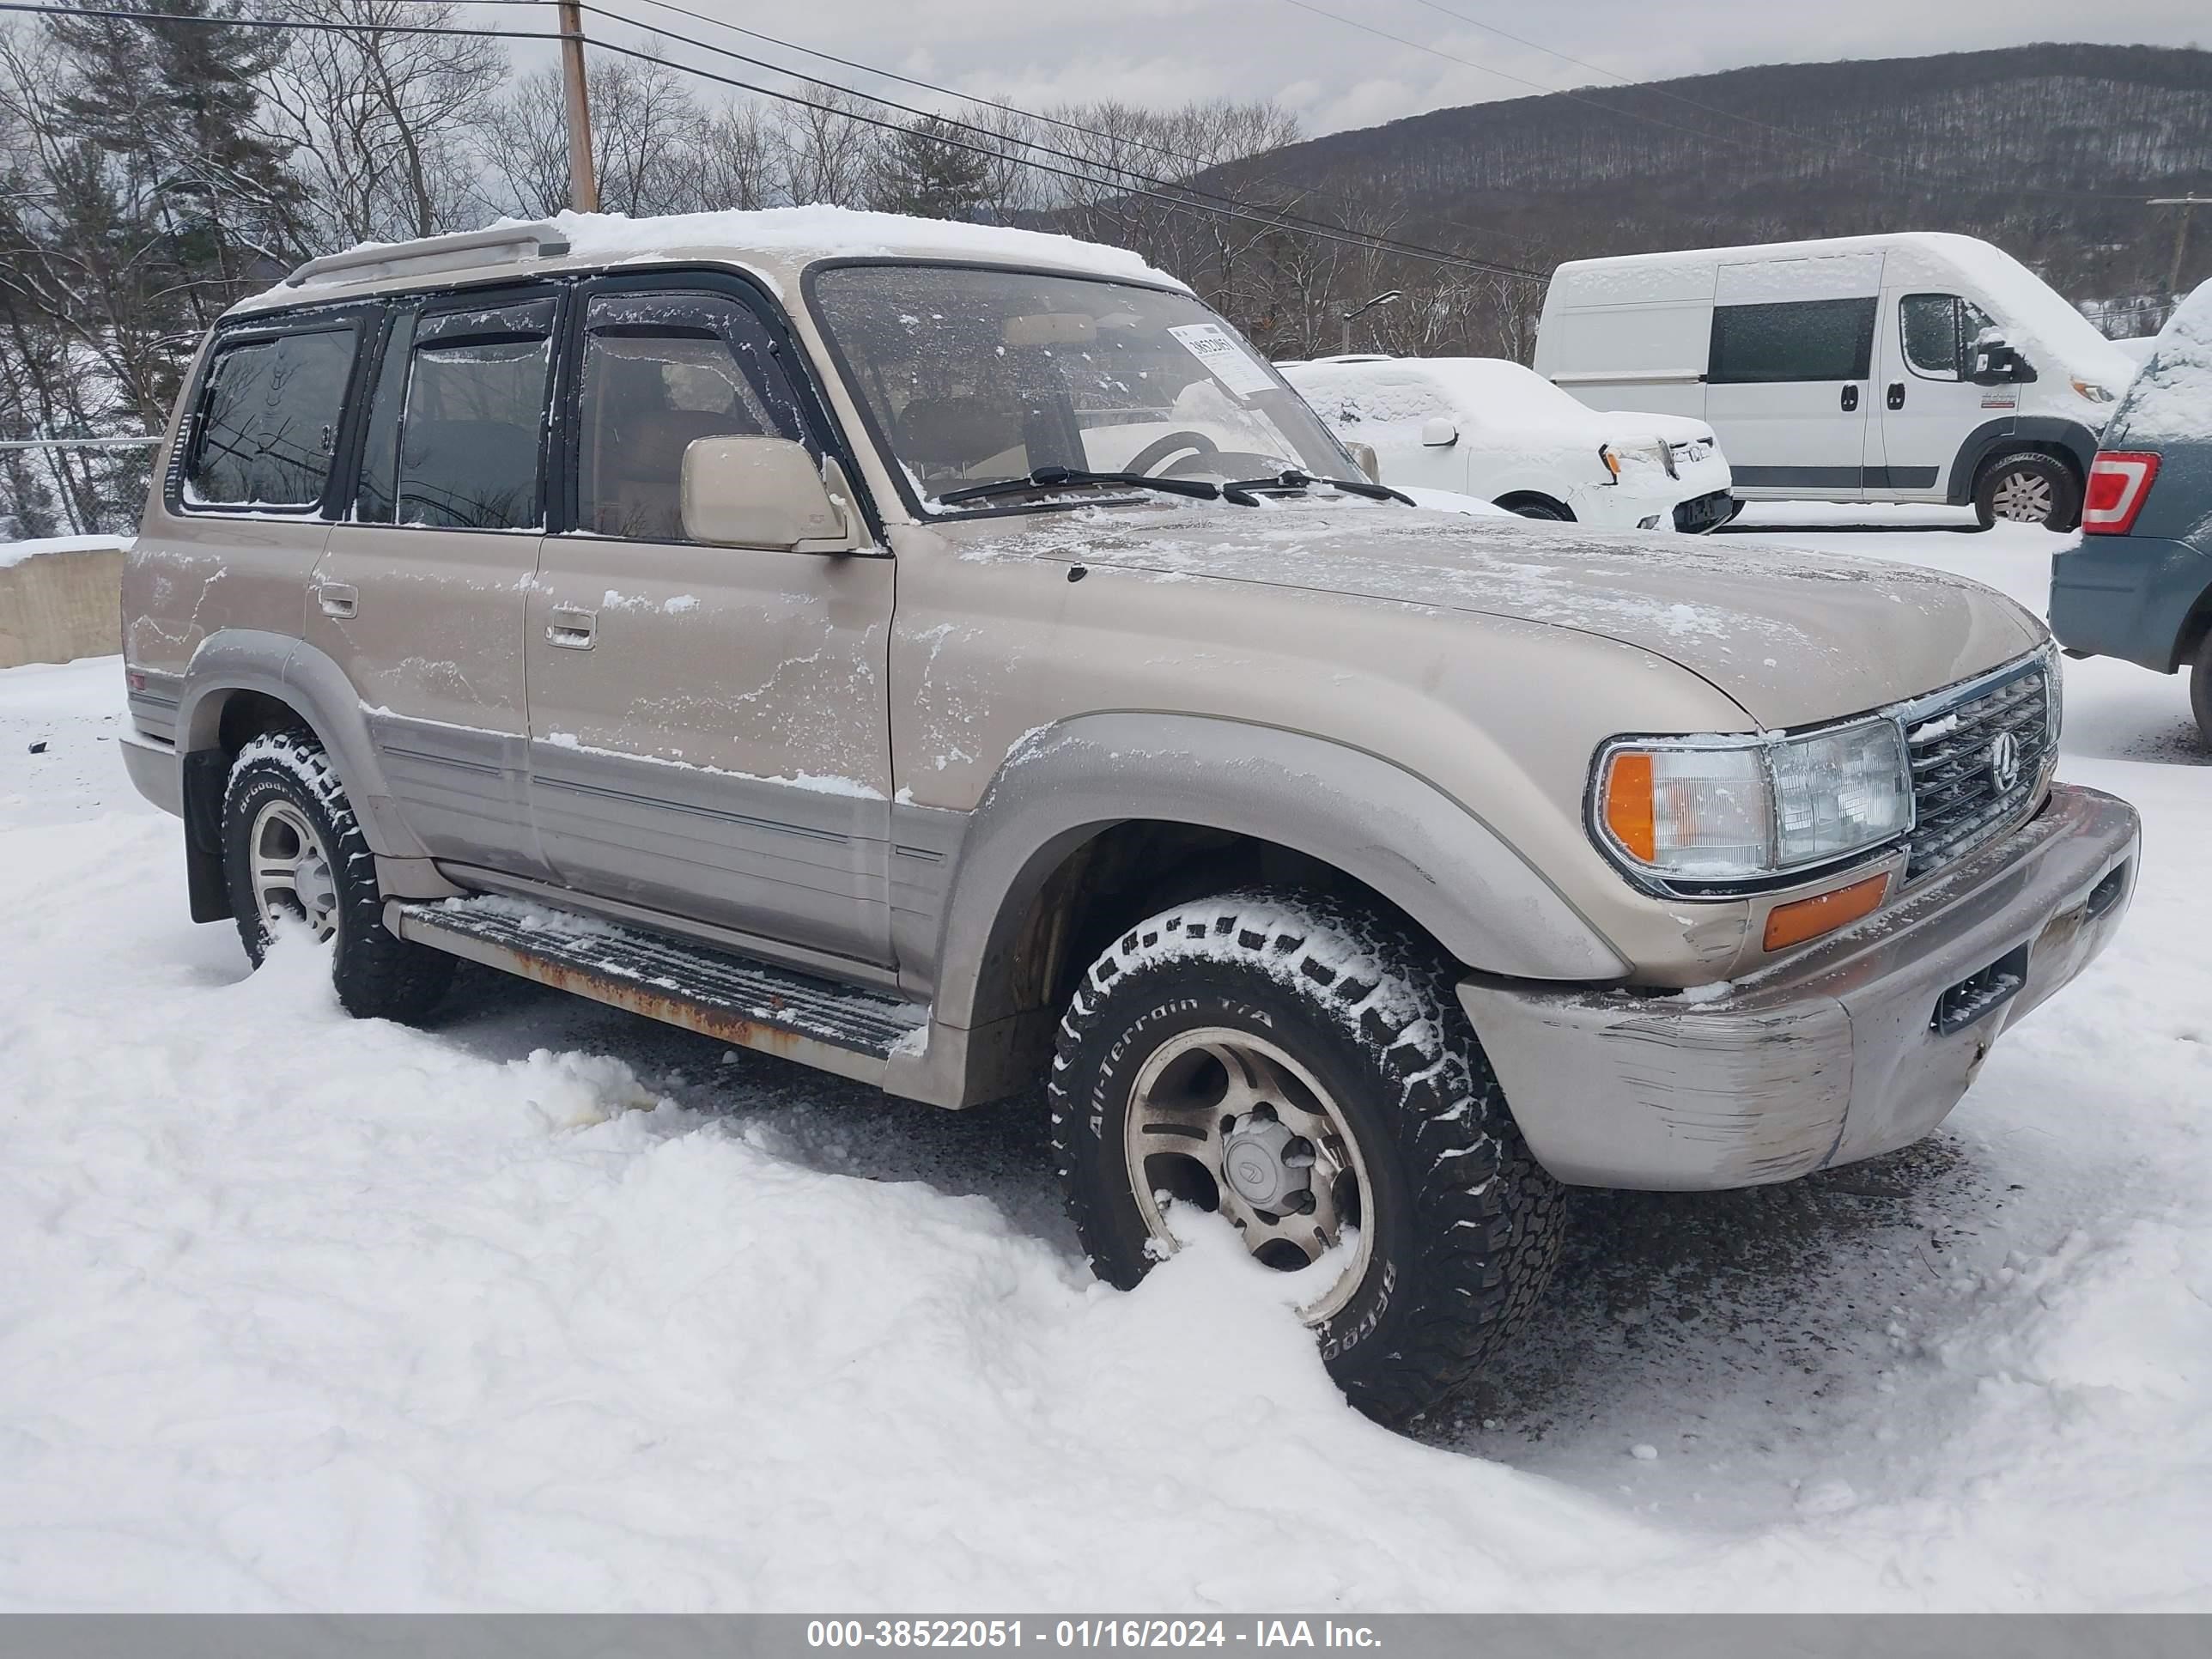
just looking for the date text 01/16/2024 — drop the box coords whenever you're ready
[805,1621,1384,1649]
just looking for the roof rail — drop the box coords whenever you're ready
[283,222,572,289]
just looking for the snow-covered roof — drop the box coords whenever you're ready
[235,206,1185,316]
[545,207,1182,287]
[2112,278,2212,446]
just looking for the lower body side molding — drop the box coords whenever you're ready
[387,896,928,1085]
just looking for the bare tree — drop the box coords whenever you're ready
[776,81,882,209]
[267,0,502,246]
[695,100,781,212]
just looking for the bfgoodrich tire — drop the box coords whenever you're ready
[1974,450,2081,532]
[1048,891,1563,1425]
[221,730,453,1021]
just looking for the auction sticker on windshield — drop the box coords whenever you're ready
[1168,323,1278,399]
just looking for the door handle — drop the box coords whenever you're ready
[1887,382,1906,410]
[1840,385,1860,412]
[546,606,597,650]
[316,581,357,619]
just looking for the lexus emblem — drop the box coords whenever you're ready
[1988,730,2022,794]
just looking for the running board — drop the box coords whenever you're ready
[387,897,927,1085]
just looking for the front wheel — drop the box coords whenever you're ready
[1974,451,2081,531]
[1048,892,1563,1425]
[221,730,453,1020]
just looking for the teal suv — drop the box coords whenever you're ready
[2051,280,2212,746]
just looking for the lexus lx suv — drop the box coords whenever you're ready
[118,209,2141,1424]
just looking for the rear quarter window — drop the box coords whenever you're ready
[182,326,358,510]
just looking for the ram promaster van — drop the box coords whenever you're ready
[120,210,2139,1425]
[1535,233,2138,530]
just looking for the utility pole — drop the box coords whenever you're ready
[557,0,599,214]
[2149,197,2209,302]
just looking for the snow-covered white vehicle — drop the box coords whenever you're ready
[117,208,2139,1425]
[1279,354,1735,532]
[1535,232,2141,530]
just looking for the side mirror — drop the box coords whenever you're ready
[680,435,857,551]
[1419,416,1459,447]
[1970,337,2037,386]
[1342,440,1382,483]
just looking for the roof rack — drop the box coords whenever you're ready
[283,222,572,289]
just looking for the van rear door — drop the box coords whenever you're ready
[1704,254,1881,500]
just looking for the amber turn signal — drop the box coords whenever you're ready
[1601,750,1656,862]
[1761,872,1889,952]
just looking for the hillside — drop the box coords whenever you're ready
[1218,43,2212,316]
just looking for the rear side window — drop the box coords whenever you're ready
[575,291,814,541]
[1709,298,1876,384]
[386,297,556,531]
[183,326,356,509]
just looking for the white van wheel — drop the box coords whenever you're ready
[1973,452,2081,532]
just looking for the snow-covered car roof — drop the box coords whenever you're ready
[228,206,1188,319]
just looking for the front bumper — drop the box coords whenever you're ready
[1459,782,2140,1190]
[1672,489,1736,534]
[2050,532,2212,674]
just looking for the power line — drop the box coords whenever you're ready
[580,27,1547,281]
[0,0,558,41]
[568,1,1543,278]
[586,0,1554,258]
[0,3,1547,282]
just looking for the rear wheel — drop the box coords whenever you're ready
[1048,891,1563,1425]
[1974,451,2081,531]
[221,731,453,1021]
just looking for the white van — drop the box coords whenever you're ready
[1534,233,2138,530]
[1279,354,1735,532]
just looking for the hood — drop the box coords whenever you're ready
[1609,410,1717,447]
[995,501,2040,728]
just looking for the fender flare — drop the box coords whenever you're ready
[1945,416,2099,505]
[928,711,1630,1035]
[177,629,433,865]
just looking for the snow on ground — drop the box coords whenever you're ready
[0,514,2205,1611]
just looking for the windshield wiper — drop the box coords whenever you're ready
[935,466,1224,507]
[1219,468,1413,507]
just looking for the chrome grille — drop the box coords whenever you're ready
[1903,659,2055,879]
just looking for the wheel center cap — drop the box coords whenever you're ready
[1220,1115,1308,1212]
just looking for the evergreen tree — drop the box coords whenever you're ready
[874,116,991,221]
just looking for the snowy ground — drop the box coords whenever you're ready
[0,512,2204,1612]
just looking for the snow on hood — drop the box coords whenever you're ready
[538,206,1183,289]
[2110,278,2212,447]
[1286,356,1714,449]
[995,501,2042,727]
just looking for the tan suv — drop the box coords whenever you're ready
[119,210,2141,1423]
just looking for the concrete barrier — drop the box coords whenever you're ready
[0,538,129,668]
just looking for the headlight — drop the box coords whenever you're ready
[1599,441,1676,483]
[1594,718,1912,884]
[2071,377,2115,404]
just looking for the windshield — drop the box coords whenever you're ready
[810,264,1353,510]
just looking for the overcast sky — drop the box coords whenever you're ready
[581,0,2207,139]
